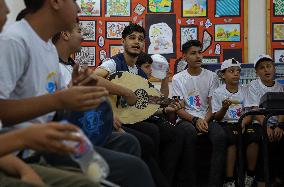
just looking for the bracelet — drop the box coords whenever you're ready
[191,116,199,126]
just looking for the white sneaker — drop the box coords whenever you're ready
[223,181,235,187]
[245,175,254,187]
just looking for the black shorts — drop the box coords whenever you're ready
[244,123,263,145]
[220,122,239,145]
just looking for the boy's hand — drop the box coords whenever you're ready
[72,64,97,86]
[196,118,208,133]
[18,123,83,154]
[274,127,284,141]
[56,86,108,111]
[123,90,137,106]
[20,167,45,187]
[222,99,232,109]
[267,126,274,142]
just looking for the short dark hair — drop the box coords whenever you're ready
[255,58,274,69]
[122,23,146,39]
[24,0,45,13]
[136,52,153,67]
[182,40,202,54]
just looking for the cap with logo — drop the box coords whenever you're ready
[253,54,273,68]
[221,58,241,71]
[151,54,169,79]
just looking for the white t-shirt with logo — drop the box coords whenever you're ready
[212,84,246,122]
[0,19,65,127]
[172,68,219,119]
[59,63,73,85]
[245,78,284,125]
[98,58,139,75]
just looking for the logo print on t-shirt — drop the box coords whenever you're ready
[187,95,201,110]
[228,105,242,119]
[46,71,57,94]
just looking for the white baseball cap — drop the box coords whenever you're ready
[221,58,241,71]
[151,54,169,79]
[253,54,273,68]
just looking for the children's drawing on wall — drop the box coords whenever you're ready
[79,20,96,41]
[215,24,241,42]
[274,0,284,16]
[174,57,188,75]
[148,0,173,13]
[98,36,104,47]
[134,3,146,16]
[274,49,284,63]
[273,23,284,41]
[148,22,173,54]
[182,0,207,17]
[202,30,212,52]
[77,0,101,16]
[99,50,107,61]
[202,56,220,64]
[180,26,198,51]
[106,22,130,39]
[75,46,96,66]
[215,44,221,54]
[215,0,240,17]
[106,0,131,16]
[109,45,124,57]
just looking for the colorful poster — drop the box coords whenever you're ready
[215,0,240,17]
[202,56,220,63]
[106,0,131,16]
[75,46,96,66]
[182,0,207,17]
[79,20,96,41]
[273,23,284,41]
[274,0,284,16]
[180,26,198,50]
[77,0,101,16]
[215,24,241,42]
[109,45,124,57]
[148,0,173,13]
[106,22,130,39]
[148,22,174,54]
[274,49,284,63]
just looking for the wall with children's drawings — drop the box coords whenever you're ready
[4,0,267,64]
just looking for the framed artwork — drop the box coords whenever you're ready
[109,45,124,57]
[182,0,207,17]
[77,0,101,16]
[106,21,130,39]
[145,14,176,59]
[272,23,284,41]
[180,26,198,51]
[215,0,241,17]
[273,0,284,16]
[106,0,131,16]
[202,56,220,64]
[79,20,96,41]
[215,24,241,42]
[75,46,96,66]
[274,48,284,63]
[148,0,174,13]
[223,48,242,63]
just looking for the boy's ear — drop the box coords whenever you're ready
[49,0,62,10]
[61,31,71,40]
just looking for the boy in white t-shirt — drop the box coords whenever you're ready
[172,40,226,186]
[212,59,254,186]
[245,54,284,185]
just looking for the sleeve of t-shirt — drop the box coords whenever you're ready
[0,37,28,99]
[209,73,220,97]
[244,83,259,107]
[211,90,222,113]
[98,59,116,75]
[172,76,184,100]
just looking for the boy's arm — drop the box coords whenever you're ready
[160,70,171,98]
[0,122,82,157]
[0,86,108,125]
[0,155,44,186]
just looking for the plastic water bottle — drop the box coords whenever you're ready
[63,127,110,182]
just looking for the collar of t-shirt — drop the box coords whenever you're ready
[59,57,76,66]
[257,78,275,90]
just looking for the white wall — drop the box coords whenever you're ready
[4,0,24,29]
[248,0,266,63]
